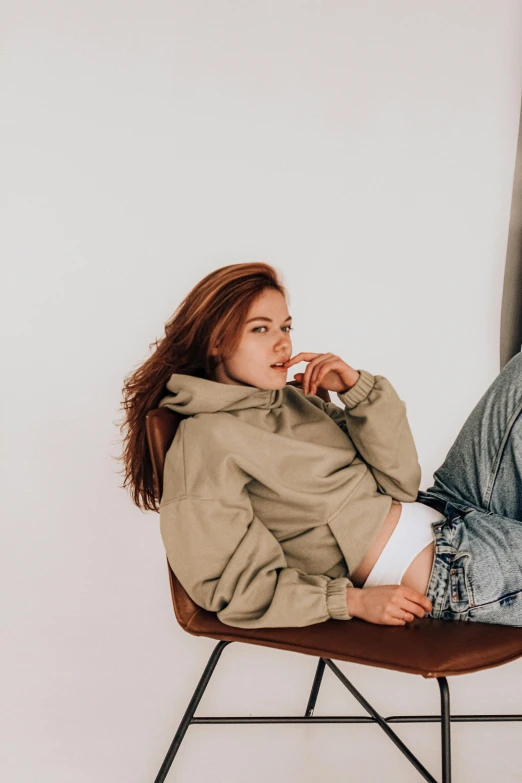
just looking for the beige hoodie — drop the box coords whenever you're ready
[158,369,421,629]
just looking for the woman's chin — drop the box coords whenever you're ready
[250,372,288,389]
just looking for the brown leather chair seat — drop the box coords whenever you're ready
[169,567,522,679]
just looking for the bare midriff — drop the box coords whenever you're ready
[349,500,435,595]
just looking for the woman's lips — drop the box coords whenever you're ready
[271,365,287,371]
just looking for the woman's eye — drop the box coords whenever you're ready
[252,326,294,333]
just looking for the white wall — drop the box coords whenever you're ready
[3,1,522,781]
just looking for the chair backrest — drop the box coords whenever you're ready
[145,407,182,503]
[145,381,331,626]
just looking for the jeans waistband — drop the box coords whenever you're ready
[416,489,475,520]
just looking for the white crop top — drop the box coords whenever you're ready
[362,501,446,588]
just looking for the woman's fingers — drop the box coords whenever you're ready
[284,353,331,395]
[284,352,321,368]
[309,354,335,392]
[400,586,433,614]
[356,585,432,626]
[385,617,408,626]
[399,596,429,619]
[304,355,339,395]
[302,355,328,395]
[377,586,432,624]
[388,608,412,623]
[388,594,431,623]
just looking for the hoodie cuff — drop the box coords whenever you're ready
[337,369,376,410]
[326,577,352,620]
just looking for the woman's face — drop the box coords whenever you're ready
[211,288,293,389]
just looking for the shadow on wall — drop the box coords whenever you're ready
[500,98,522,369]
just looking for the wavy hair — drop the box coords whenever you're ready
[115,261,288,512]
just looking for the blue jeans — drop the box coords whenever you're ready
[417,350,522,626]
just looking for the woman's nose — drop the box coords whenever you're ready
[276,336,291,352]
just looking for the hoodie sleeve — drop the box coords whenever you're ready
[159,492,353,629]
[310,369,421,502]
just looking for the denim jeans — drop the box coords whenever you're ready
[416,349,522,626]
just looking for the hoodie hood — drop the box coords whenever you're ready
[158,373,285,415]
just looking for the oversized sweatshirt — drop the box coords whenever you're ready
[157,370,422,629]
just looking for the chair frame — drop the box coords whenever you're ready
[152,638,522,783]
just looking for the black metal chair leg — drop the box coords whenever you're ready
[438,677,451,783]
[305,658,326,717]
[324,659,439,783]
[153,640,231,783]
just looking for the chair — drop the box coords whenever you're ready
[145,382,522,783]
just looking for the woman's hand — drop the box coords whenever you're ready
[346,585,433,625]
[283,352,361,396]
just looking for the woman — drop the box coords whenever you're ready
[118,262,522,629]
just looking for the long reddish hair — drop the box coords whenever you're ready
[115,262,289,512]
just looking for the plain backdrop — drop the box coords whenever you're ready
[3,1,522,781]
